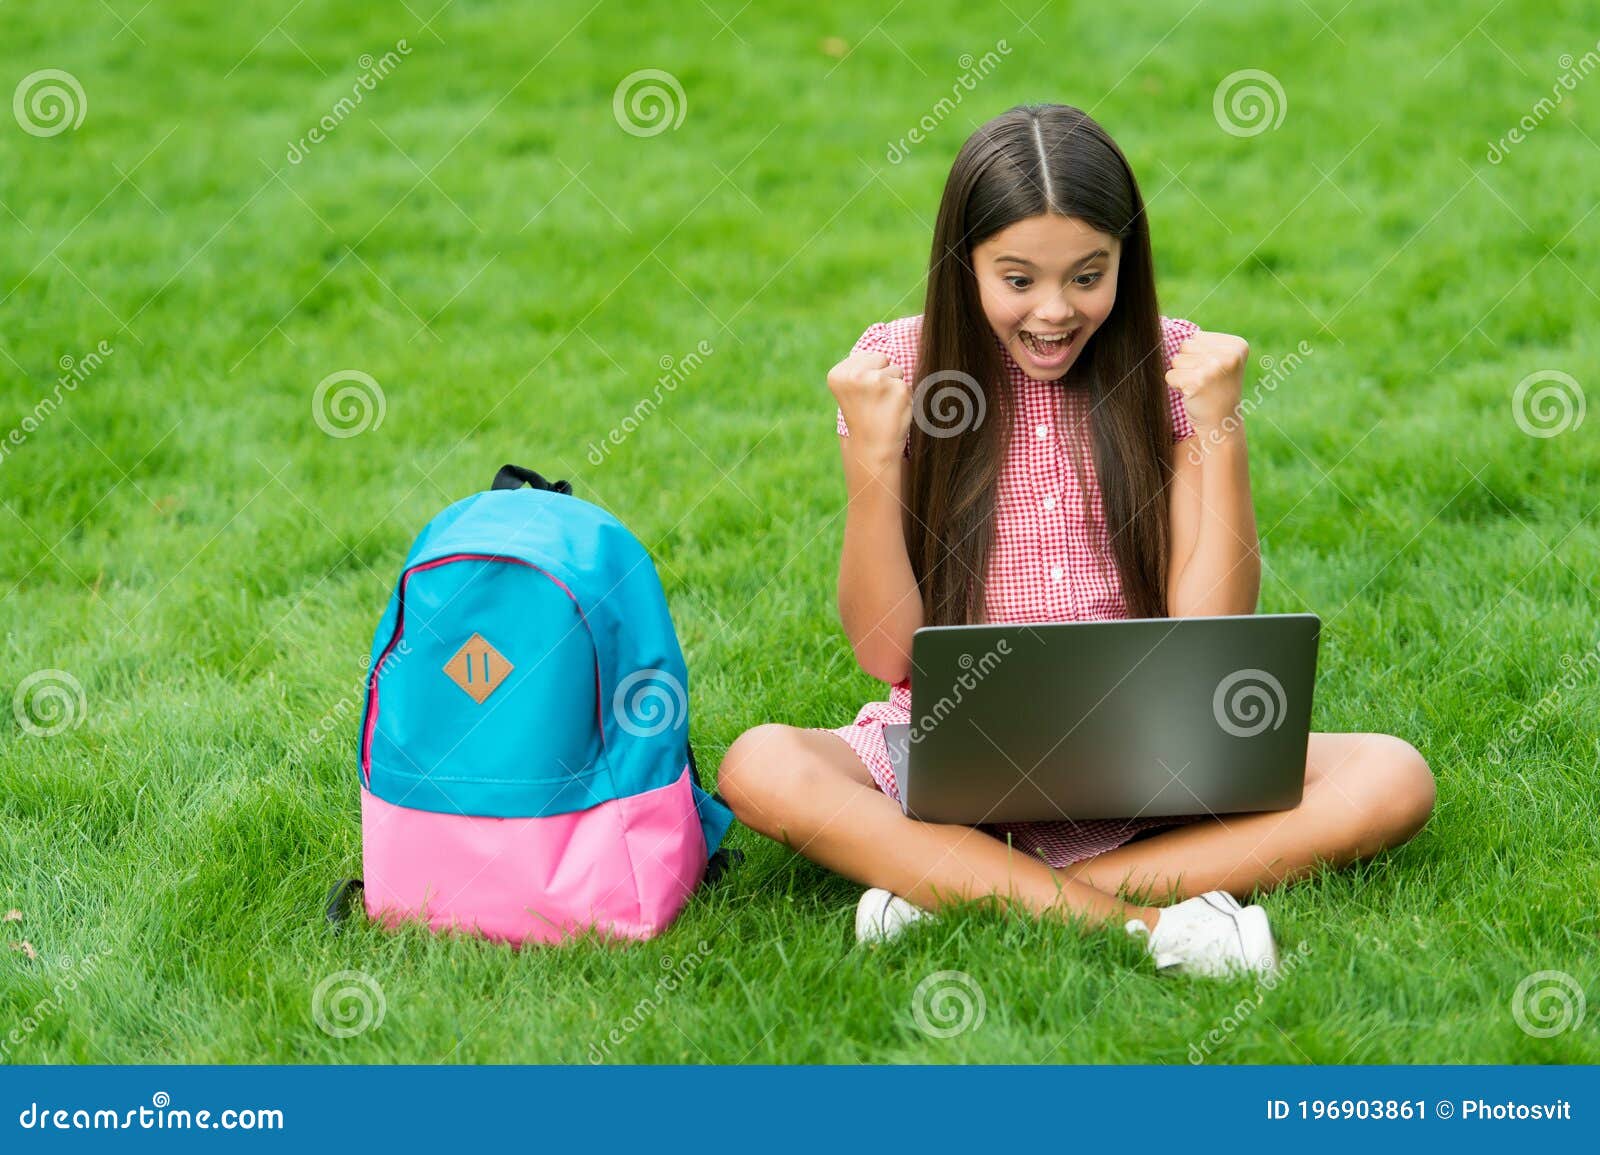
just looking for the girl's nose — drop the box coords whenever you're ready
[1033,289,1076,326]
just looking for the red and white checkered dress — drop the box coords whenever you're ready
[821,312,1206,867]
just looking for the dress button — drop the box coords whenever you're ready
[1035,423,1049,440]
[1050,565,1064,582]
[1042,496,1056,511]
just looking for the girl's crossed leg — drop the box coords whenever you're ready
[716,724,1435,926]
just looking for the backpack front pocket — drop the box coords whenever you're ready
[362,553,608,818]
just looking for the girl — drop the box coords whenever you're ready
[717,104,1435,977]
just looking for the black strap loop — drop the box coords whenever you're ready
[703,847,744,886]
[324,878,365,934]
[492,464,573,495]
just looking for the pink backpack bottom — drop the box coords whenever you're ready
[361,764,709,945]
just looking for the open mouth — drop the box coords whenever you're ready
[1018,328,1080,362]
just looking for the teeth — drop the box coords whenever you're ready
[1022,329,1075,354]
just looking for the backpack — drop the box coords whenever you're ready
[331,464,738,945]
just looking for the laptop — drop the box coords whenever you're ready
[884,613,1319,824]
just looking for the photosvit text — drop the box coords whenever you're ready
[1264,1098,1573,1121]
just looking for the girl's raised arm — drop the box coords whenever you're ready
[830,349,923,683]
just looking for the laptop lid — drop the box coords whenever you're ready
[889,613,1319,824]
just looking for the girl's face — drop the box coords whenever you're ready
[971,213,1120,382]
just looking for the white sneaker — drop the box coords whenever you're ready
[855,888,933,943]
[1125,891,1280,978]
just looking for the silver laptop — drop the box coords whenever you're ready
[884,613,1319,824]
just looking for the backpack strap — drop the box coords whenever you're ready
[704,846,743,885]
[688,741,744,885]
[324,878,365,934]
[492,464,573,495]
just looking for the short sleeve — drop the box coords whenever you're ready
[835,321,912,459]
[1159,315,1199,443]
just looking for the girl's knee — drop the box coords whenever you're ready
[1387,736,1436,834]
[1348,734,1435,850]
[717,723,806,817]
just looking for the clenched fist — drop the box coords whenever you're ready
[1165,330,1249,436]
[829,350,911,460]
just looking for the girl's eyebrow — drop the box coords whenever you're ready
[994,248,1110,269]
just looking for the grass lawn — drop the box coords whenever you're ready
[1,0,1597,1064]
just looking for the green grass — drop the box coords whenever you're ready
[2,0,1598,1064]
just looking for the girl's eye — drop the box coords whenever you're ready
[1005,272,1101,290]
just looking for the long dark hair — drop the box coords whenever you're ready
[907,103,1175,625]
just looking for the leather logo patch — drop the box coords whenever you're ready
[443,633,513,704]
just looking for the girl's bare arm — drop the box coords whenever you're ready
[837,442,922,683]
[830,349,923,682]
[1164,330,1261,616]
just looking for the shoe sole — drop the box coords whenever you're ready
[1235,905,1280,975]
